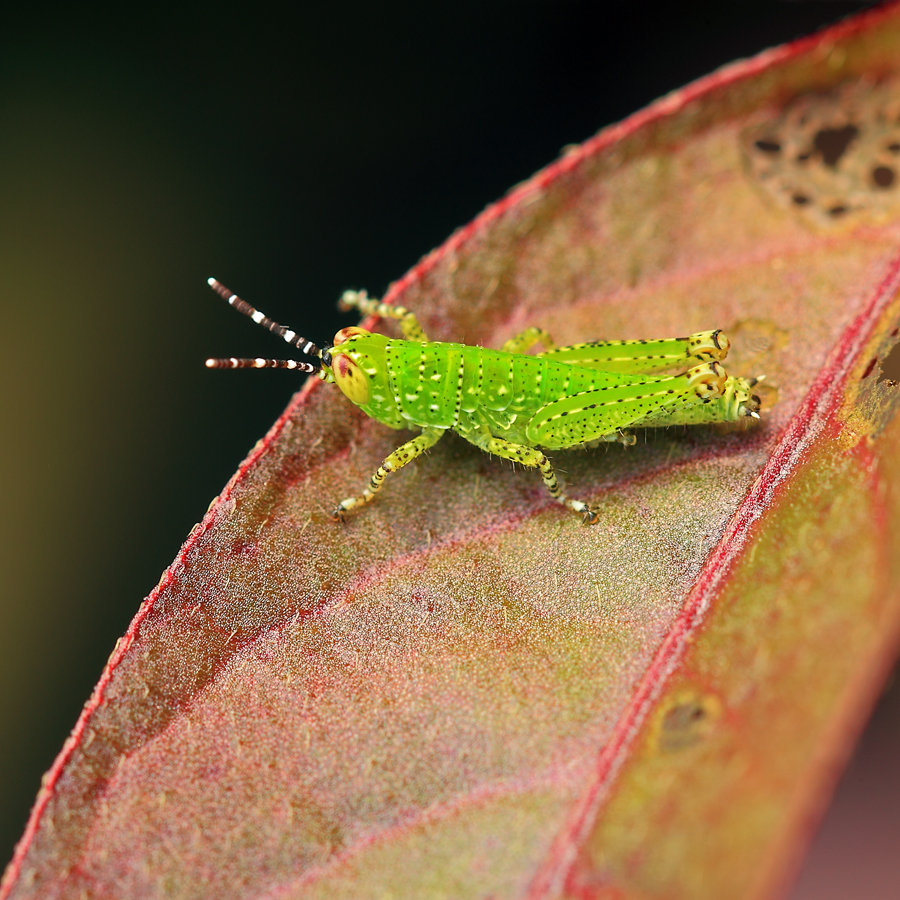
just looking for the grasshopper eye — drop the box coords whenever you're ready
[333,353,370,404]
[333,326,369,346]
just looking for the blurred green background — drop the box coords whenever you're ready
[1,2,895,896]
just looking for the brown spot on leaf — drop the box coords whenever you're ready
[742,80,900,227]
[653,690,721,752]
[880,341,900,382]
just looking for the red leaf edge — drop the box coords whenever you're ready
[527,247,900,897]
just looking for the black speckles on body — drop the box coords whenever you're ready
[451,353,466,426]
[384,341,404,416]
[385,339,470,428]
[523,363,726,450]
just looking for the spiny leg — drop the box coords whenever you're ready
[592,429,637,447]
[475,433,600,525]
[333,427,445,519]
[338,290,428,341]
[501,326,558,354]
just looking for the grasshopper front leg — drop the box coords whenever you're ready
[333,427,445,519]
[338,290,428,342]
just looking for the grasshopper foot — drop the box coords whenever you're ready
[566,498,600,525]
[332,488,378,521]
[581,505,601,525]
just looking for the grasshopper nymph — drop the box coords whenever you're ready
[206,278,762,523]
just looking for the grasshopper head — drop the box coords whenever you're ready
[725,375,763,420]
[327,326,391,409]
[203,278,395,410]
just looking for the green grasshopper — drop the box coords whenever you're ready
[206,278,762,523]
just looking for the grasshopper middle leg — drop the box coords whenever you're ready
[463,428,600,524]
[339,290,428,341]
[501,326,558,355]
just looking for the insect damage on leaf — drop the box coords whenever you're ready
[743,77,900,226]
[652,689,722,753]
[206,278,763,524]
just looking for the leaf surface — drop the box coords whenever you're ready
[6,6,900,899]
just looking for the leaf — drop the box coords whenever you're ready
[5,6,900,899]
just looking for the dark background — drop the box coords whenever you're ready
[1,2,895,896]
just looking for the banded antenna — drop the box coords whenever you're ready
[205,356,319,372]
[205,277,328,373]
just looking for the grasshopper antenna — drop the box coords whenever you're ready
[206,277,331,371]
[205,356,319,373]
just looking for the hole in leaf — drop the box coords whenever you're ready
[880,340,900,382]
[655,692,721,752]
[828,203,849,217]
[791,193,811,206]
[814,124,860,167]
[754,138,782,154]
[871,165,896,189]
